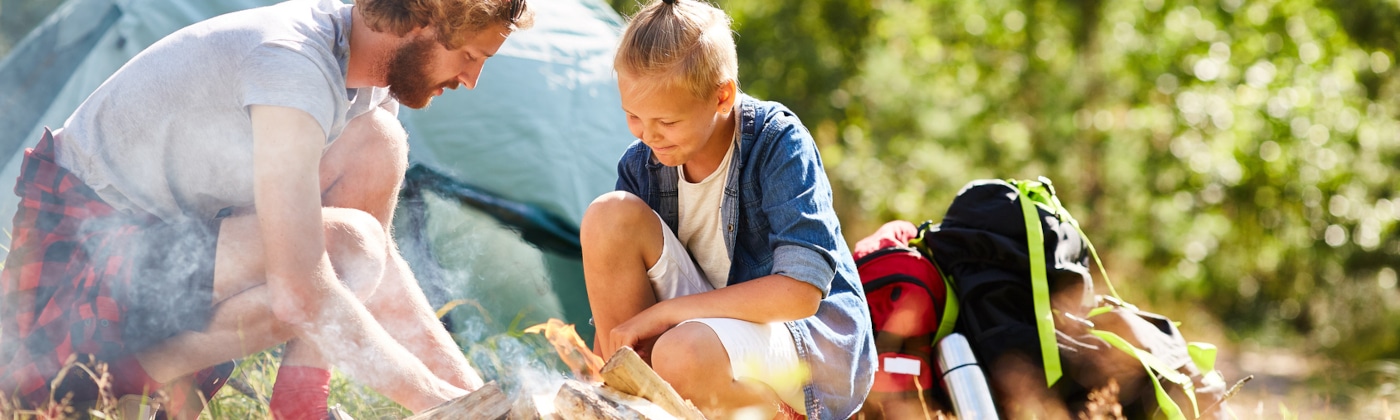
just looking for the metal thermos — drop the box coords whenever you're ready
[936,333,1000,420]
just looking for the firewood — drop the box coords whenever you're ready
[405,382,510,420]
[553,379,645,420]
[508,391,560,420]
[600,347,705,420]
[115,395,156,420]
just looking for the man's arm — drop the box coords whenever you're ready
[250,105,462,412]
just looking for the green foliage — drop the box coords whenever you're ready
[639,0,1400,369]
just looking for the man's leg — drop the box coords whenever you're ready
[263,106,409,419]
[318,108,482,391]
[579,191,665,356]
[134,208,461,413]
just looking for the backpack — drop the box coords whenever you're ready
[914,178,1230,419]
[851,221,959,412]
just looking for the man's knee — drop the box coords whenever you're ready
[320,108,408,210]
[323,208,388,300]
[347,107,408,168]
[651,322,729,392]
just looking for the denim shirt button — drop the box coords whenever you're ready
[727,224,733,232]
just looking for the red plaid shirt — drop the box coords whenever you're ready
[0,130,149,405]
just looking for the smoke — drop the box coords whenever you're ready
[80,213,220,358]
[394,191,574,398]
[27,164,579,408]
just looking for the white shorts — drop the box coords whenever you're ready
[646,212,808,413]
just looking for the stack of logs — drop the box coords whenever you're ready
[406,347,705,420]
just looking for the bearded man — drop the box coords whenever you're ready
[0,0,533,417]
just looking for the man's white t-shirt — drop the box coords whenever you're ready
[57,0,395,222]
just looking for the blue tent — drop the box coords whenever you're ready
[0,0,633,342]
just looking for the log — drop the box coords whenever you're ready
[553,380,643,420]
[115,395,156,420]
[508,391,560,420]
[405,382,510,420]
[329,405,355,420]
[600,347,706,420]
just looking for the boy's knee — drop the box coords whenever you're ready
[323,209,387,300]
[652,322,728,390]
[582,191,652,237]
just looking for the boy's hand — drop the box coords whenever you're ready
[603,303,675,362]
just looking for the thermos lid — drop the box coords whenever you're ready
[936,333,980,374]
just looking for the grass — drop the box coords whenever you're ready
[0,303,571,419]
[198,305,571,419]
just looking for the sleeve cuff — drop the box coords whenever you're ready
[773,244,835,298]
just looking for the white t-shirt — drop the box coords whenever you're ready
[677,121,740,290]
[57,0,395,222]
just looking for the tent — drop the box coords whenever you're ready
[0,0,634,343]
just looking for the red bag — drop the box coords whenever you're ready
[853,221,951,395]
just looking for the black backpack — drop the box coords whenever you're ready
[914,178,1231,419]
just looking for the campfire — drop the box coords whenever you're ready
[405,318,705,420]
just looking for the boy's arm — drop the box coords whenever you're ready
[751,116,842,300]
[251,105,461,411]
[602,275,821,358]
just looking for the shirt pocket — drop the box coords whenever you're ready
[735,198,773,268]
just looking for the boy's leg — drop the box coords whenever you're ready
[651,322,787,418]
[581,192,800,415]
[580,191,666,356]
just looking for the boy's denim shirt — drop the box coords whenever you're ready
[615,94,876,418]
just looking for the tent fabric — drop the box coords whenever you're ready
[401,0,633,225]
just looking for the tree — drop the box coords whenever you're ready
[607,0,1400,385]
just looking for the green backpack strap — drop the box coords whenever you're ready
[1089,329,1201,420]
[1012,177,1133,387]
[1011,178,1063,387]
[1017,177,1214,417]
[910,222,960,343]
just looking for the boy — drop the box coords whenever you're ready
[580,0,874,418]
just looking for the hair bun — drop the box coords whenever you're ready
[662,0,676,5]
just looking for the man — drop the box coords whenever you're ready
[0,0,533,417]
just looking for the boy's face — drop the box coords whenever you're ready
[617,71,734,168]
[385,24,511,109]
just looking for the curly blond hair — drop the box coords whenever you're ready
[359,0,536,49]
[615,0,738,100]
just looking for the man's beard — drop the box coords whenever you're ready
[384,36,454,109]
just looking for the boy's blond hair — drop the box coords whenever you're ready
[615,0,738,100]
[360,0,536,50]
